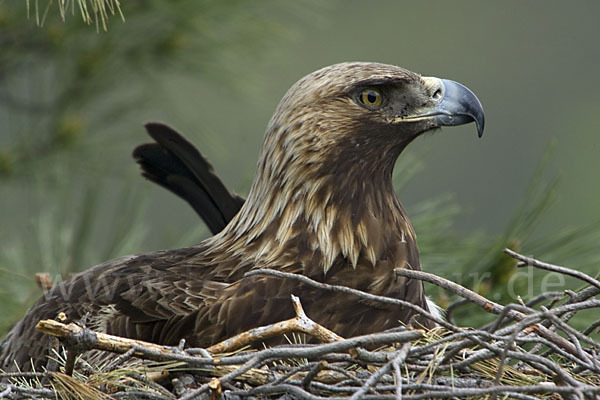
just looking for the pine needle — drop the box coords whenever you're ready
[25,0,124,30]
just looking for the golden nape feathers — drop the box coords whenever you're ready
[1,62,484,371]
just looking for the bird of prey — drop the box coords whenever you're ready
[1,62,484,371]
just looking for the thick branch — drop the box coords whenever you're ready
[35,319,179,361]
[207,295,343,354]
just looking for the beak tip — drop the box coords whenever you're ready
[477,120,485,138]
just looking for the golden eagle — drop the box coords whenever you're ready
[1,62,484,370]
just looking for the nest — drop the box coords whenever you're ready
[2,249,599,400]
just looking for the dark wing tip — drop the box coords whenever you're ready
[144,122,197,150]
[132,142,156,160]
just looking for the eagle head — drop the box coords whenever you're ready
[259,62,484,183]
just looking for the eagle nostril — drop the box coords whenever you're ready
[432,88,443,100]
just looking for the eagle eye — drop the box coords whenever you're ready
[358,88,384,109]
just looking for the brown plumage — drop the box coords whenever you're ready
[1,62,484,371]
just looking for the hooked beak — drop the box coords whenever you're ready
[406,77,485,137]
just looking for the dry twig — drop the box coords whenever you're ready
[505,248,600,290]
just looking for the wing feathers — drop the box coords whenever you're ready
[133,122,245,234]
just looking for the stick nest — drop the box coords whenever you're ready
[2,249,599,400]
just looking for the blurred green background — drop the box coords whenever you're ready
[1,1,599,332]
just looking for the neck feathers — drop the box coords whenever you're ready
[208,159,416,275]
